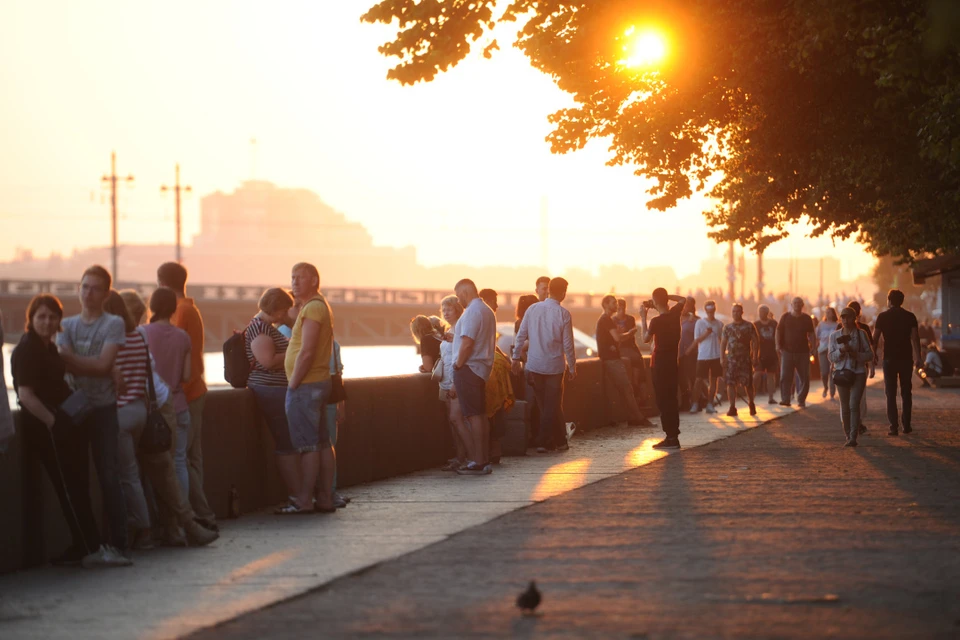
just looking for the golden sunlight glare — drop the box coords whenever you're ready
[621,27,668,68]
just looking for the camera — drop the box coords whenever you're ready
[642,300,655,309]
[836,334,851,345]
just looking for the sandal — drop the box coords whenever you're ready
[275,502,310,515]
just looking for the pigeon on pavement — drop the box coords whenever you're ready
[516,581,541,614]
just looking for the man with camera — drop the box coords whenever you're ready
[640,288,687,449]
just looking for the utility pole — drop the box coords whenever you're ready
[101,151,134,281]
[161,164,192,263]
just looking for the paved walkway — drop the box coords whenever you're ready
[0,382,817,639]
[187,381,960,639]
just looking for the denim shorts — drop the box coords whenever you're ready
[453,366,486,419]
[284,380,331,453]
[250,384,295,455]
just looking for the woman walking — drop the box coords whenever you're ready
[817,307,839,399]
[828,307,874,447]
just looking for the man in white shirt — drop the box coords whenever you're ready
[452,278,497,475]
[690,300,724,413]
[512,277,577,453]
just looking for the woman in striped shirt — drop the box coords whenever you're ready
[108,291,219,549]
[244,288,299,511]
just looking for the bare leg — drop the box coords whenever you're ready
[727,384,737,411]
[479,415,491,464]
[315,446,336,510]
[447,398,468,462]
[276,454,302,499]
[295,451,320,509]
[708,375,720,406]
[691,377,704,410]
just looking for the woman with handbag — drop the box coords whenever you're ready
[11,295,113,566]
[828,306,875,447]
[110,291,219,548]
[817,307,840,399]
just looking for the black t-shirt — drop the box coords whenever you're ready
[875,306,918,363]
[11,331,72,411]
[420,334,442,362]
[596,313,620,361]
[617,315,641,353]
[777,313,815,353]
[754,319,778,359]
[649,301,684,368]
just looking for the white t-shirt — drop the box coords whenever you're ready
[695,317,724,360]
[452,298,497,381]
[439,338,455,390]
[817,321,838,353]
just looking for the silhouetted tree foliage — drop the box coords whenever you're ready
[362,0,960,261]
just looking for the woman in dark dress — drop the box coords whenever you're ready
[410,315,443,373]
[12,295,103,565]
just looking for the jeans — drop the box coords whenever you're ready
[285,381,332,452]
[818,351,836,396]
[187,394,216,522]
[838,372,867,441]
[602,359,643,424]
[80,404,128,550]
[780,351,810,405]
[173,409,191,504]
[883,360,914,430]
[325,402,339,491]
[117,401,151,529]
[22,411,101,554]
[653,362,680,438]
[250,384,295,455]
[529,371,565,449]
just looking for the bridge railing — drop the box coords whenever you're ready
[0,280,651,310]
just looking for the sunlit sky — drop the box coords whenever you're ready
[0,1,877,281]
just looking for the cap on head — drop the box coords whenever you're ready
[840,307,857,320]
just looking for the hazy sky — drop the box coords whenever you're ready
[0,0,877,281]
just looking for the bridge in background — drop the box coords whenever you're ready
[0,280,649,347]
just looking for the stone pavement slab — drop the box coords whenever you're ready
[189,382,960,640]
[0,386,816,639]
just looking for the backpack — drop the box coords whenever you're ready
[223,330,251,388]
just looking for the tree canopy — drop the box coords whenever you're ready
[361,0,960,261]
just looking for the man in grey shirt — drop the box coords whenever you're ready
[57,265,131,563]
[512,277,577,452]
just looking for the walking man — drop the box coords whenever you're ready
[689,300,724,413]
[284,262,337,512]
[640,288,687,449]
[720,303,759,417]
[453,279,498,474]
[753,305,780,404]
[777,297,815,408]
[157,262,217,531]
[597,295,645,426]
[615,298,646,396]
[513,278,577,454]
[57,265,132,564]
[873,289,922,436]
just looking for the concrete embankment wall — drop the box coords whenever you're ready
[0,357,653,574]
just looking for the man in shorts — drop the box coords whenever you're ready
[284,262,337,513]
[753,304,780,404]
[453,279,498,475]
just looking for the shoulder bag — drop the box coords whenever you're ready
[138,331,172,454]
[327,340,347,404]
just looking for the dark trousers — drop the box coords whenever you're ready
[529,372,565,449]
[780,351,811,404]
[883,360,914,429]
[678,352,698,407]
[66,405,128,550]
[653,362,680,438]
[22,413,101,554]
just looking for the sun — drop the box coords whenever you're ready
[620,27,668,69]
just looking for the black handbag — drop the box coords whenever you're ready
[138,333,172,455]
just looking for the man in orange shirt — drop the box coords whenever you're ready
[157,262,217,531]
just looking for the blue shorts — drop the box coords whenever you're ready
[250,384,295,455]
[284,380,331,452]
[453,366,486,419]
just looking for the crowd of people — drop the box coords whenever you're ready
[1,260,949,569]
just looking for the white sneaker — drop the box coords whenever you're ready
[689,403,699,413]
[705,403,717,414]
[565,422,577,442]
[81,545,133,568]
